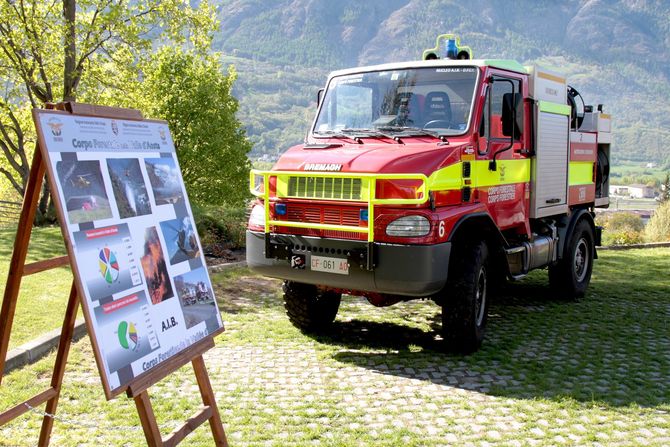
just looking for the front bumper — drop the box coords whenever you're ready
[246,231,451,297]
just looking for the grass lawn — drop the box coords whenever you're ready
[0,247,668,445]
[0,226,75,351]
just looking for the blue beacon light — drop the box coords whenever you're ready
[446,39,458,59]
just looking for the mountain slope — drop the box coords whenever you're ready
[215,0,670,165]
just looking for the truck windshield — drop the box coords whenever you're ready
[314,66,479,137]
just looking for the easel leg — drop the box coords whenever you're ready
[0,149,46,382]
[134,390,163,447]
[38,282,79,447]
[192,355,228,447]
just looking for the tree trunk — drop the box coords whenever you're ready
[63,0,77,102]
[34,0,76,226]
[34,181,56,226]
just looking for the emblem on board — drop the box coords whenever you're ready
[47,117,64,141]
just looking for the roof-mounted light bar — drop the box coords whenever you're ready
[423,34,473,61]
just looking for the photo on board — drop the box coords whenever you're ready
[56,160,113,224]
[174,267,217,329]
[159,217,200,265]
[144,157,184,206]
[106,158,152,219]
[140,226,174,305]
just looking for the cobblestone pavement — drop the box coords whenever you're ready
[205,345,669,446]
[206,327,670,446]
[201,266,670,446]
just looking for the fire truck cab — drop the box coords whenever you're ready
[247,36,611,353]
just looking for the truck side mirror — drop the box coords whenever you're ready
[317,88,324,107]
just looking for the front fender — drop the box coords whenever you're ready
[447,211,509,249]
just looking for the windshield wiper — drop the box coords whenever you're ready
[340,128,400,142]
[315,128,400,144]
[376,126,448,141]
[313,130,362,144]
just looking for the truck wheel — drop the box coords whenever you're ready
[442,240,490,354]
[283,281,341,332]
[549,219,594,300]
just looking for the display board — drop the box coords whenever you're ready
[33,109,224,398]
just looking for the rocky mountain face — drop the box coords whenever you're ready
[214,0,670,164]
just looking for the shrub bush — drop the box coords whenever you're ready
[601,212,645,232]
[192,204,248,254]
[603,229,644,246]
[597,212,645,246]
[645,201,670,242]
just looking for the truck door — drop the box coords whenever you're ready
[477,73,530,233]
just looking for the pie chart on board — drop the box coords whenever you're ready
[117,321,139,350]
[98,247,120,284]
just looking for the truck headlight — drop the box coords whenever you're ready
[386,215,430,237]
[248,204,266,229]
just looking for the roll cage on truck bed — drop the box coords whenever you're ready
[246,34,611,353]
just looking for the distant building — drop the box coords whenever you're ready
[609,185,627,196]
[610,184,655,198]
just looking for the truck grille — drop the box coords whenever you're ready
[287,176,362,200]
[285,205,360,226]
[275,204,366,240]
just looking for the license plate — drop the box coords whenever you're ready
[310,255,349,275]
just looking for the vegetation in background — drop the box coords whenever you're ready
[0,0,217,223]
[660,173,670,203]
[597,212,645,246]
[0,1,253,255]
[645,200,670,243]
[221,55,323,159]
[192,204,248,253]
[143,48,252,207]
[609,161,668,188]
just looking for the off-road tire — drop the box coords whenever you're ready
[283,281,341,332]
[549,219,594,300]
[442,240,490,354]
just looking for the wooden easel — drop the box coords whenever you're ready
[0,103,228,446]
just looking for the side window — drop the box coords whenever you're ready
[481,78,522,138]
[480,87,489,140]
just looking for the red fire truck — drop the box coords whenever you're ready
[246,35,611,352]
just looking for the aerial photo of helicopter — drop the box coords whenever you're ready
[70,174,93,188]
